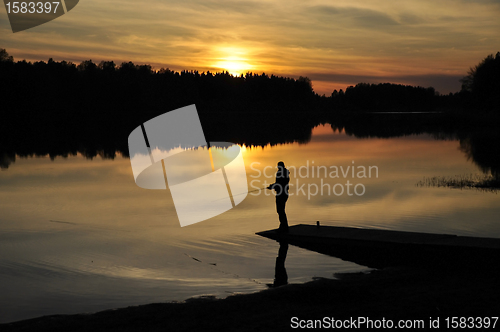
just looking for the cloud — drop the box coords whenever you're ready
[306,5,400,28]
[1,0,499,94]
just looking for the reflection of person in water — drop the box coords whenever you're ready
[267,161,290,233]
[273,240,288,287]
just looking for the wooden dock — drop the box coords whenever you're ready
[257,224,500,269]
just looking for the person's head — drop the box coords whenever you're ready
[277,161,285,169]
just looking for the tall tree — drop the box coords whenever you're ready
[460,52,500,110]
[0,48,14,62]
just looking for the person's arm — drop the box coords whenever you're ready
[268,174,279,190]
[269,169,289,190]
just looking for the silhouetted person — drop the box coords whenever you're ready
[267,161,290,233]
[273,240,289,287]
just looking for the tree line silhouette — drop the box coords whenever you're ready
[330,83,438,111]
[328,52,499,113]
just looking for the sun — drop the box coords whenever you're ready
[217,60,246,76]
[212,47,254,76]
[214,57,253,76]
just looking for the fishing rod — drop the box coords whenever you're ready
[214,186,269,201]
[246,187,269,194]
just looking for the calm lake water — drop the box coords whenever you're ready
[1,124,499,323]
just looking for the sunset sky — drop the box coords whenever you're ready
[1,0,499,95]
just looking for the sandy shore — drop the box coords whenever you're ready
[2,264,499,331]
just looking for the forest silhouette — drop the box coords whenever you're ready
[0,48,318,160]
[0,49,499,176]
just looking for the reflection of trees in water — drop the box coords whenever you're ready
[459,131,500,180]
[329,113,500,180]
[0,153,16,169]
[329,113,459,139]
[0,145,124,169]
[0,112,319,169]
[2,111,499,181]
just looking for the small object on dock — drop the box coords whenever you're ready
[316,221,320,227]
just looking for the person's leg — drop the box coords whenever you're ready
[276,196,288,231]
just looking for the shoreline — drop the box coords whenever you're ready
[2,265,499,331]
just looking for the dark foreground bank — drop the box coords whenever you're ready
[2,265,499,332]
